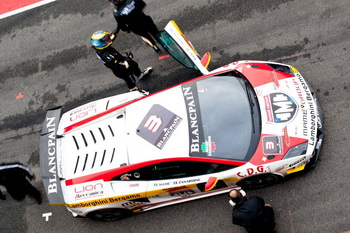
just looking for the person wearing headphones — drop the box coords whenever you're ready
[108,0,161,52]
[91,30,152,93]
[229,189,276,233]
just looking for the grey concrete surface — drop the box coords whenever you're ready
[0,0,349,232]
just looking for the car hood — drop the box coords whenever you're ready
[234,61,319,165]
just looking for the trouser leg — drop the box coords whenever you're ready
[113,69,137,89]
[23,181,42,204]
[144,15,161,43]
[131,16,160,46]
[5,179,27,201]
[126,59,142,77]
[263,206,276,232]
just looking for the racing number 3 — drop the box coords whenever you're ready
[144,115,163,133]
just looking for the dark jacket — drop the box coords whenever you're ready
[0,163,34,182]
[232,196,275,233]
[0,162,41,203]
[113,0,147,31]
[95,46,127,70]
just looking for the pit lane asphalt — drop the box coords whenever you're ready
[0,0,349,232]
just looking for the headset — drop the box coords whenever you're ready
[228,189,246,207]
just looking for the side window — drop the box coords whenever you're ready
[150,162,187,180]
[148,161,237,180]
[111,161,237,181]
[208,163,237,173]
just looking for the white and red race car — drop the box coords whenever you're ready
[40,21,323,221]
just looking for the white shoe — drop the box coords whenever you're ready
[129,87,149,96]
[138,89,149,96]
[138,67,153,80]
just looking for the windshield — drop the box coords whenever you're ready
[181,74,260,161]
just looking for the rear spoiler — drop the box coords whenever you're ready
[159,20,211,75]
[39,107,65,205]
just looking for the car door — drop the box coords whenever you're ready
[144,160,234,205]
[110,169,150,211]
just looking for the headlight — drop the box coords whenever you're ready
[283,142,308,160]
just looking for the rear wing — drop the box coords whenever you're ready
[39,107,65,205]
[158,20,211,75]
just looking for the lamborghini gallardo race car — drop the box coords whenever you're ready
[40,21,324,221]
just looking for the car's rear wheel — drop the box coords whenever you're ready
[86,208,132,221]
[237,174,282,189]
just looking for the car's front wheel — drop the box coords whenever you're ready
[237,173,282,189]
[86,208,132,221]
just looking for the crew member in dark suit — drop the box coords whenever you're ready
[91,30,152,93]
[0,163,42,204]
[109,0,161,52]
[229,189,276,233]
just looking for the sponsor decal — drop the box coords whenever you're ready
[264,95,273,122]
[173,178,200,185]
[292,79,306,105]
[201,136,216,156]
[74,183,103,200]
[302,109,308,137]
[154,182,171,187]
[308,101,316,146]
[237,166,271,178]
[182,84,205,155]
[129,183,140,188]
[122,198,151,209]
[264,92,298,123]
[262,136,283,155]
[69,103,96,122]
[275,165,287,172]
[271,92,298,123]
[283,80,291,90]
[122,201,146,209]
[170,189,195,198]
[45,117,59,195]
[67,193,142,208]
[296,73,317,146]
[297,74,312,102]
[288,156,307,168]
[284,126,290,147]
[163,186,188,193]
[136,104,182,149]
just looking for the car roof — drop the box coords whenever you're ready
[58,85,192,179]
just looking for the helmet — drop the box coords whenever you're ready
[108,0,124,4]
[91,31,113,50]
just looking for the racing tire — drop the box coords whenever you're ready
[86,208,132,222]
[237,174,282,190]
